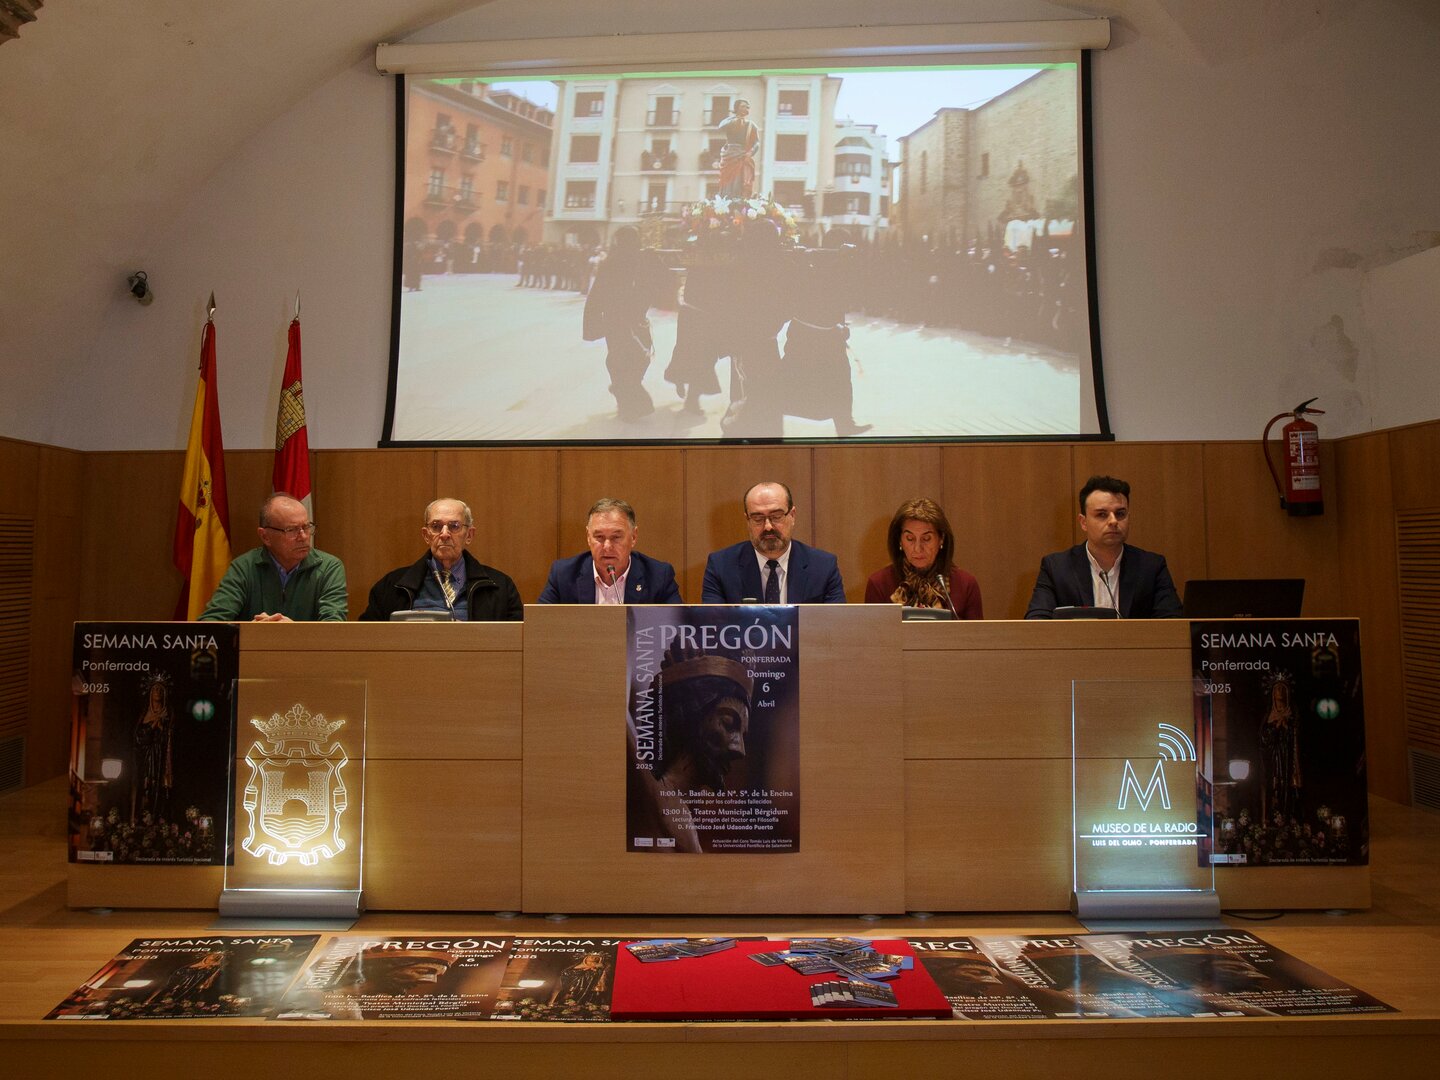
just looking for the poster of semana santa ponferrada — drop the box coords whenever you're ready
[1191,619,1368,867]
[626,606,800,853]
[68,623,239,866]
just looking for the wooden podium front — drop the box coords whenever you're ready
[901,619,1371,912]
[521,603,904,914]
[66,614,1368,914]
[67,621,524,912]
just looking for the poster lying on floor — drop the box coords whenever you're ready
[68,623,239,866]
[47,935,318,1019]
[625,606,800,853]
[1192,619,1368,866]
[910,933,1394,1019]
[1077,931,1394,1016]
[274,936,512,1020]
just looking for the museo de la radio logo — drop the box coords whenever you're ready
[1086,724,1200,847]
[1116,723,1198,812]
[240,703,350,866]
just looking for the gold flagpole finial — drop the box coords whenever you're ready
[207,292,217,321]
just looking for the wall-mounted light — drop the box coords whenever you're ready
[127,270,154,305]
[1227,759,1251,781]
[101,758,123,780]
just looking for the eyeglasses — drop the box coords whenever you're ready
[426,520,468,533]
[746,510,791,527]
[263,522,316,539]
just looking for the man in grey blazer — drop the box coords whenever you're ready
[1026,475,1182,619]
[701,481,845,604]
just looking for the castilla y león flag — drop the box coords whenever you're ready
[272,315,312,515]
[173,315,231,620]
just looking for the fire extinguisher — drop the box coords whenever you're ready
[1262,397,1325,516]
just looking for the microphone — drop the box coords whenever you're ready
[604,563,618,586]
[1097,565,1121,618]
[432,569,458,621]
[934,571,960,618]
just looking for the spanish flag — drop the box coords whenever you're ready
[172,312,231,620]
[272,315,312,515]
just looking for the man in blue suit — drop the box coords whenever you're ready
[538,497,681,604]
[1025,475,1183,619]
[701,481,846,604]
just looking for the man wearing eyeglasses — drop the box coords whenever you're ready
[360,498,523,622]
[700,481,845,603]
[537,497,681,605]
[200,494,347,622]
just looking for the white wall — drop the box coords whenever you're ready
[19,0,1440,449]
[77,61,397,451]
[1362,244,1440,433]
[1088,0,1440,442]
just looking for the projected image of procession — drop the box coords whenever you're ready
[390,66,1091,444]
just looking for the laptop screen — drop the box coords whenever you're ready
[1182,579,1304,619]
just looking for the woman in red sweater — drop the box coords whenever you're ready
[864,497,983,618]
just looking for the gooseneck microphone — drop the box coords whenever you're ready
[604,563,618,586]
[934,571,960,618]
[1097,565,1121,618]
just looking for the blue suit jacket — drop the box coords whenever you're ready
[1025,543,1183,619]
[701,540,846,604]
[537,550,681,604]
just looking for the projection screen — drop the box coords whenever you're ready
[384,47,1106,445]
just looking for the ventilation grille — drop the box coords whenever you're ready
[0,515,34,783]
[1411,748,1440,813]
[0,734,23,794]
[1398,510,1440,768]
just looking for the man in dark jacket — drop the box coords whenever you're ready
[360,498,522,621]
[538,497,681,605]
[701,481,845,604]
[1025,475,1183,619]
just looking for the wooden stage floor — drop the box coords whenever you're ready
[3,778,1438,1079]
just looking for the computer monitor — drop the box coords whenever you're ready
[1182,579,1305,619]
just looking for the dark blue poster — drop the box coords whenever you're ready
[68,622,238,865]
[1192,619,1368,867]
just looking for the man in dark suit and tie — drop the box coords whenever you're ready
[1025,475,1183,619]
[701,481,846,604]
[538,497,681,604]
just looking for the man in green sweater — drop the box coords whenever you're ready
[200,494,347,622]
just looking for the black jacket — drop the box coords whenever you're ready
[1025,543,1182,619]
[359,551,523,622]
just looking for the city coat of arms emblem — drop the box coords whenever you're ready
[240,703,349,866]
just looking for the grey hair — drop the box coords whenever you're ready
[587,497,636,527]
[424,498,473,527]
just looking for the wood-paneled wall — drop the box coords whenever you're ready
[5,422,1437,800]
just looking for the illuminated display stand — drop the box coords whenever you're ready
[218,678,367,920]
[1071,679,1218,921]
